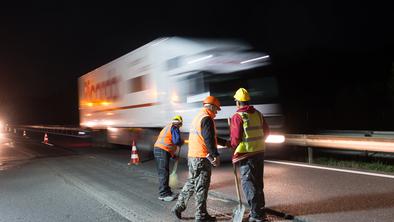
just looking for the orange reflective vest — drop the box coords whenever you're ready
[188,108,217,157]
[154,124,177,157]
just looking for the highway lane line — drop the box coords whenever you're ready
[52,169,145,222]
[265,160,394,179]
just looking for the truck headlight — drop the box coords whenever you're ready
[265,135,285,144]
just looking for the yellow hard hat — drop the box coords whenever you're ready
[172,115,183,124]
[233,88,250,101]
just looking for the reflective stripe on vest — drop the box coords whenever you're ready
[235,111,265,154]
[188,108,217,157]
[154,124,176,156]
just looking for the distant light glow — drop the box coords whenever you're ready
[78,131,86,135]
[265,134,285,143]
[187,55,213,64]
[240,55,269,64]
[148,89,167,99]
[171,94,179,103]
[103,120,114,126]
[85,113,92,117]
[106,112,114,116]
[107,127,118,132]
[87,102,94,107]
[83,121,97,127]
[101,101,111,106]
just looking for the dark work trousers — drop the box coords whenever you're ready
[239,153,265,218]
[154,147,172,197]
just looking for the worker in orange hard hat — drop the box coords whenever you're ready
[172,96,229,222]
[202,96,221,111]
[154,115,184,202]
[230,88,270,222]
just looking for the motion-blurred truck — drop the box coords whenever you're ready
[78,37,285,159]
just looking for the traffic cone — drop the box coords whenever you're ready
[43,133,49,144]
[128,140,140,165]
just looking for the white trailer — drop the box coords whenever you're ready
[78,37,284,158]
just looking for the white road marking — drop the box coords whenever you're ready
[265,160,394,179]
[56,171,145,222]
[208,195,231,203]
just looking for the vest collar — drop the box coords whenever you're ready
[201,107,216,119]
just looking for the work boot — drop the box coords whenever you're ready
[195,214,216,222]
[171,206,182,219]
[249,214,268,222]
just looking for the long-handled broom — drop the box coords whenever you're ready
[169,146,181,188]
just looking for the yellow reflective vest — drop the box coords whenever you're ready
[235,111,265,154]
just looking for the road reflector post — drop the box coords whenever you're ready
[308,147,313,164]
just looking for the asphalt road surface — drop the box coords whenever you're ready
[1,132,394,222]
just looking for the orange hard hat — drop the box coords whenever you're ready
[203,96,221,110]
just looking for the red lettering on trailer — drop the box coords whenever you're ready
[83,77,120,102]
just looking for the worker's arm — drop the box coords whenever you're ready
[201,117,220,158]
[171,126,183,146]
[230,113,243,149]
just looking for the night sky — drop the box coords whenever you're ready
[0,1,393,132]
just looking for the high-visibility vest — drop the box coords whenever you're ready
[235,111,265,154]
[154,124,177,156]
[188,108,217,157]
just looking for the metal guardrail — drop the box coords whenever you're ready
[7,125,91,138]
[5,124,394,154]
[285,132,394,163]
[285,134,394,154]
[317,130,394,138]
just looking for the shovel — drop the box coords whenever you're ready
[228,117,245,222]
[169,146,181,188]
[232,163,245,222]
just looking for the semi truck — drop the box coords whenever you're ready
[78,37,285,159]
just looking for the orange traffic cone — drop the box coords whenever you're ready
[43,133,49,144]
[128,140,140,165]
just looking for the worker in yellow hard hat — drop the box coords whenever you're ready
[230,88,270,222]
[233,87,251,102]
[154,115,184,202]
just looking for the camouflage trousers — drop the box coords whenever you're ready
[174,157,212,219]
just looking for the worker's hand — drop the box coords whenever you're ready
[225,140,231,148]
[212,156,220,167]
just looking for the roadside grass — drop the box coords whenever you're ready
[314,157,394,173]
